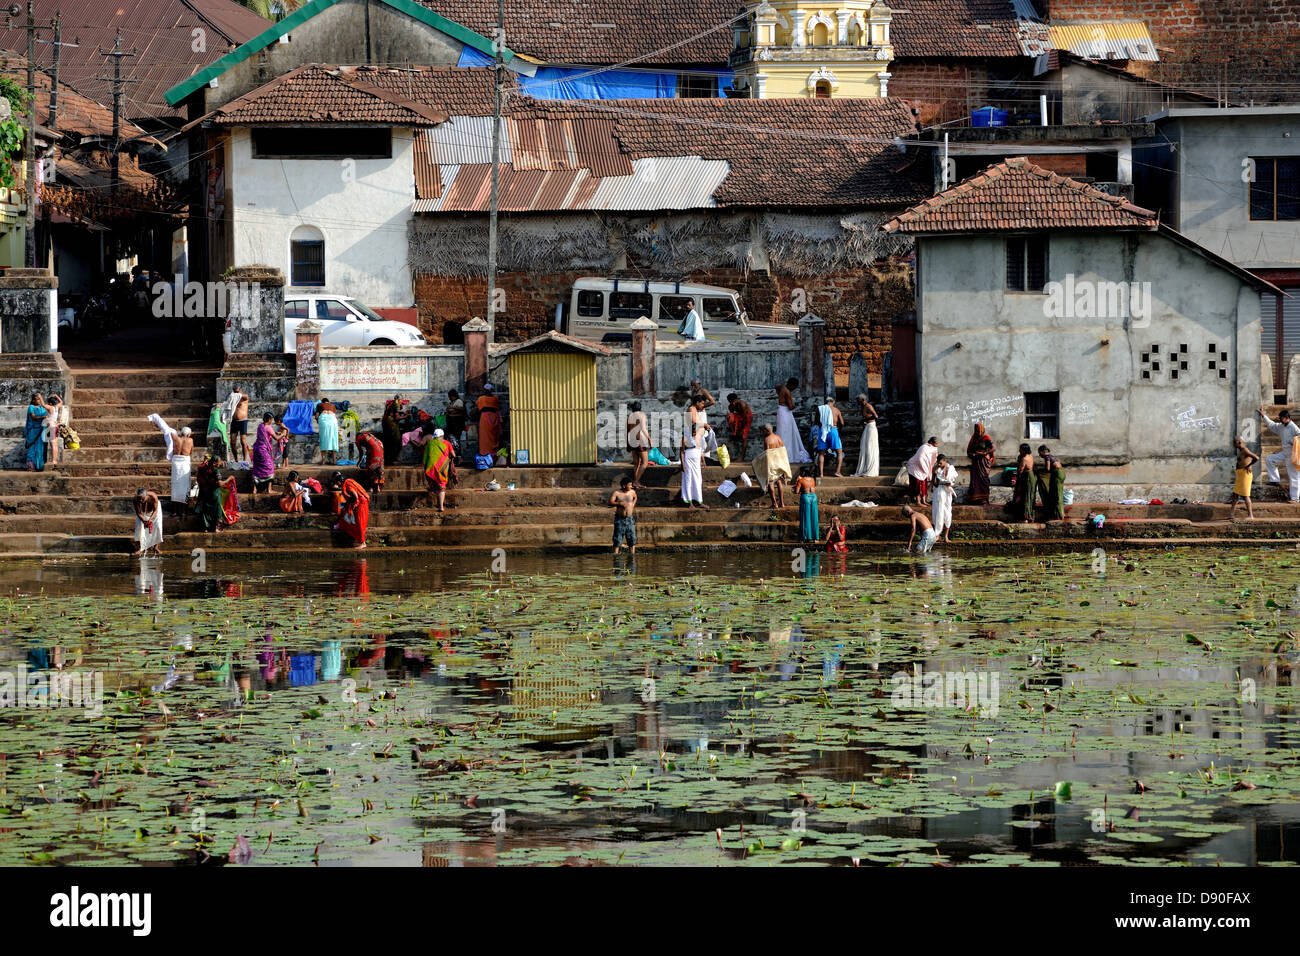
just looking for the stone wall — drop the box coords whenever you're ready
[0,354,72,469]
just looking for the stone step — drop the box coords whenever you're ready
[66,421,211,441]
[70,386,216,404]
[70,402,214,421]
[70,369,221,389]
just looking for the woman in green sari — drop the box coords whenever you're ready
[1003,444,1035,522]
[1035,445,1067,520]
[418,426,457,514]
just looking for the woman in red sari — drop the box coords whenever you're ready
[331,472,371,548]
[218,472,241,525]
[824,514,848,553]
[966,423,995,506]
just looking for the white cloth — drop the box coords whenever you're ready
[817,404,834,442]
[170,456,191,504]
[931,462,956,536]
[776,405,811,463]
[906,443,938,481]
[221,390,242,424]
[677,308,704,341]
[854,420,879,477]
[1265,449,1300,501]
[149,413,175,459]
[681,447,703,504]
[916,528,937,554]
[135,502,163,551]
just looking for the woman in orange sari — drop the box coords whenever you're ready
[418,426,457,514]
[331,472,371,548]
[279,470,307,513]
[476,384,502,458]
[966,423,995,506]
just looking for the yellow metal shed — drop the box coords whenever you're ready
[503,331,609,466]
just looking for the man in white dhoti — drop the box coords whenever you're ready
[677,305,705,341]
[680,393,711,508]
[149,414,195,513]
[853,394,880,477]
[1259,406,1300,502]
[774,378,811,464]
[133,488,163,556]
[930,453,957,544]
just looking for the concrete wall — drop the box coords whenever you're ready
[199,0,464,113]
[228,127,415,309]
[916,230,1261,487]
[1159,112,1300,269]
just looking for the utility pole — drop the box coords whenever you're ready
[23,0,35,267]
[97,30,136,197]
[37,13,70,269]
[484,0,504,344]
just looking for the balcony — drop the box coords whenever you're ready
[729,43,893,69]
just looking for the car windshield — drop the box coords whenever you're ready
[345,300,386,322]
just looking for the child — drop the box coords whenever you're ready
[825,514,848,553]
[903,504,937,553]
[1229,436,1259,521]
[274,417,291,467]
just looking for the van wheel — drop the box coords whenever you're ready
[369,338,395,346]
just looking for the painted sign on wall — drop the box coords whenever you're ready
[320,355,429,392]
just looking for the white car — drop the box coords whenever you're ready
[223,295,426,353]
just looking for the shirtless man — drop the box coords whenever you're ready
[609,476,638,555]
[231,392,250,463]
[815,396,845,478]
[762,425,789,509]
[626,401,650,488]
[903,504,937,554]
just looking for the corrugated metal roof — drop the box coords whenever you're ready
[573,118,633,177]
[1049,22,1159,62]
[588,158,727,211]
[424,118,512,166]
[413,132,442,200]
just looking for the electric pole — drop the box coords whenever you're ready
[97,30,136,197]
[484,0,504,344]
[23,0,35,267]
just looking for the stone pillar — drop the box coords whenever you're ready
[0,268,57,353]
[463,317,490,396]
[630,317,657,396]
[878,71,891,96]
[835,11,851,44]
[225,266,285,354]
[799,313,827,399]
[1262,354,1274,407]
[848,353,868,402]
[791,10,807,47]
[1289,352,1300,406]
[295,319,321,400]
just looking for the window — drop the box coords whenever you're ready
[576,290,605,317]
[658,295,695,322]
[318,299,356,321]
[1249,157,1300,220]
[1025,391,1059,439]
[609,291,652,320]
[1006,236,1048,292]
[677,73,718,98]
[812,22,830,46]
[290,227,325,287]
[703,296,738,320]
[814,80,832,98]
[252,127,392,159]
[285,299,309,319]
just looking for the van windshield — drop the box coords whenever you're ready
[610,292,653,320]
[703,296,738,321]
[347,300,386,321]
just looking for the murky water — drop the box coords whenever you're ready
[1,546,1298,866]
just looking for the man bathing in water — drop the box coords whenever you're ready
[610,476,638,555]
[903,504,937,553]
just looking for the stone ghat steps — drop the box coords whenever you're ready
[66,401,214,421]
[69,420,211,442]
[0,464,906,492]
[7,517,1300,555]
[5,508,1300,538]
[70,385,217,405]
[70,369,221,390]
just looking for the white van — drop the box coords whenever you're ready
[560,277,797,344]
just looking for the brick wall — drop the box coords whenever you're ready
[1047,1,1300,95]
[415,262,915,374]
[889,61,990,127]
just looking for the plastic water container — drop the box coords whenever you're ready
[971,107,1008,128]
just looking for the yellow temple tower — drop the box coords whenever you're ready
[729,0,895,99]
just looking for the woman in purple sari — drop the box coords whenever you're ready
[251,413,277,495]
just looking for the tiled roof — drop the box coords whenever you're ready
[0,53,153,144]
[0,0,269,120]
[891,0,1043,58]
[882,157,1157,233]
[423,93,930,210]
[413,0,738,64]
[188,65,451,127]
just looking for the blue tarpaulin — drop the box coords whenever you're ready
[457,47,733,99]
